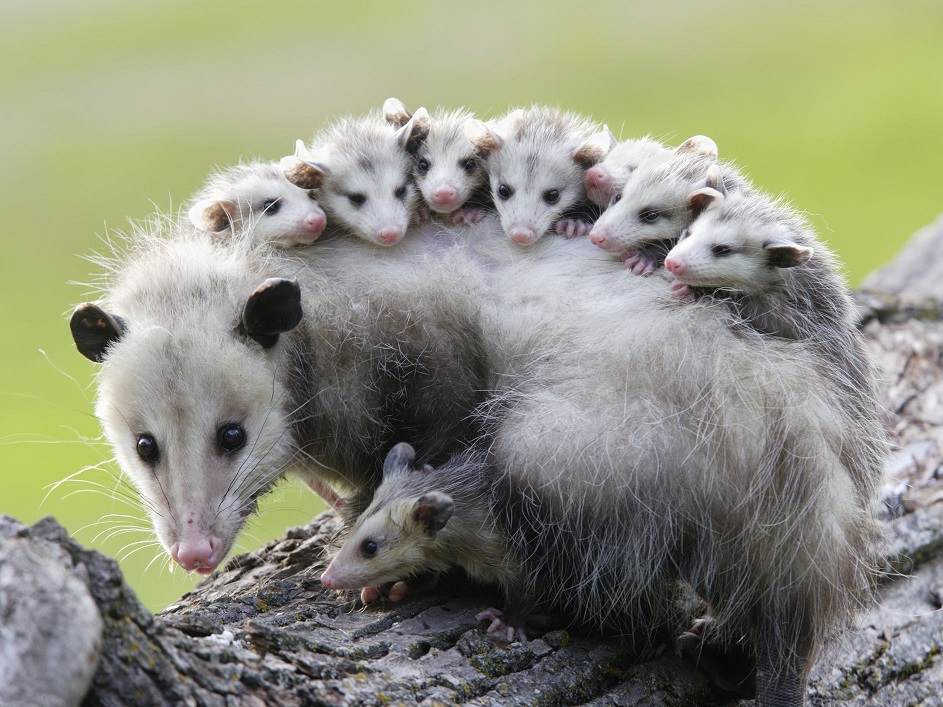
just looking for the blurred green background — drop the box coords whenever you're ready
[1,0,940,612]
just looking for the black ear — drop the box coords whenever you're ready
[383,442,416,476]
[242,278,302,348]
[765,242,814,269]
[70,304,125,363]
[412,491,454,535]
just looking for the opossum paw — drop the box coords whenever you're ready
[412,207,431,225]
[555,218,591,238]
[360,580,409,604]
[670,281,695,302]
[450,207,489,225]
[476,608,527,643]
[675,618,757,698]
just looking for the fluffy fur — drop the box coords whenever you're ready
[584,135,671,209]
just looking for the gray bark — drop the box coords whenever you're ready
[5,214,943,706]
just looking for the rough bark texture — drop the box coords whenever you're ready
[5,215,943,706]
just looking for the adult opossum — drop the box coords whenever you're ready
[70,213,885,705]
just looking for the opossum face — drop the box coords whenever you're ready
[189,169,326,248]
[468,113,610,245]
[584,138,671,209]
[321,445,453,591]
[589,160,722,258]
[413,117,487,214]
[73,274,303,575]
[665,205,813,292]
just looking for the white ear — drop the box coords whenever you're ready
[465,118,503,155]
[686,187,725,217]
[602,124,618,150]
[189,199,236,232]
[383,97,412,128]
[573,130,614,168]
[675,135,718,159]
[765,242,814,269]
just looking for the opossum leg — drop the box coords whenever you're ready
[554,217,592,238]
[754,611,815,707]
[360,581,409,605]
[675,617,757,698]
[412,205,431,226]
[448,206,490,225]
[670,281,695,302]
[475,607,527,644]
[624,251,658,276]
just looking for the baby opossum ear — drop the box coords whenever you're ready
[396,107,431,155]
[603,124,618,150]
[383,442,416,476]
[675,135,718,159]
[465,119,503,158]
[411,492,454,535]
[573,130,614,169]
[242,278,303,349]
[70,303,126,363]
[189,199,236,233]
[765,242,814,268]
[383,97,412,129]
[687,186,725,218]
[281,141,329,190]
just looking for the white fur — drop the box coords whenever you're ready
[584,136,671,209]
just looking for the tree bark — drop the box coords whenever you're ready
[5,215,943,706]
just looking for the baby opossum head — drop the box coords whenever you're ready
[188,162,326,247]
[466,107,612,245]
[283,113,421,247]
[321,443,454,591]
[589,136,721,258]
[70,238,302,574]
[665,189,814,292]
[584,136,671,209]
[383,100,487,215]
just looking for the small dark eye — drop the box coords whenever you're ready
[543,189,560,205]
[307,190,319,201]
[361,539,378,557]
[497,184,513,200]
[262,199,281,215]
[639,209,660,223]
[136,433,159,463]
[348,193,366,207]
[711,244,733,257]
[610,193,622,206]
[394,184,408,200]
[218,423,246,453]
[461,157,477,173]
[416,158,430,175]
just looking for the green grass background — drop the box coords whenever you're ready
[1,0,940,611]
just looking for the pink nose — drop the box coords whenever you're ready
[171,536,222,575]
[664,256,682,274]
[321,567,337,589]
[585,166,610,191]
[509,227,537,245]
[305,210,327,233]
[589,227,610,248]
[431,186,458,207]
[375,227,404,245]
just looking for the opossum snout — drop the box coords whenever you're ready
[584,166,611,193]
[509,226,537,245]
[589,225,612,248]
[375,226,405,246]
[304,209,327,235]
[430,186,459,210]
[664,256,683,274]
[171,535,223,575]
[320,566,339,589]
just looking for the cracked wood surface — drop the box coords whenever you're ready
[5,214,943,706]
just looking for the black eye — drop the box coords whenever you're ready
[416,158,430,175]
[610,193,622,206]
[136,433,159,463]
[711,244,733,257]
[461,157,477,173]
[262,199,281,215]
[497,184,513,200]
[307,190,319,201]
[361,540,378,557]
[543,189,560,205]
[394,184,408,200]
[639,209,660,223]
[348,193,366,207]
[217,423,246,453]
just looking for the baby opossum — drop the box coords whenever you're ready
[321,443,530,641]
[281,110,422,246]
[583,135,671,210]
[69,222,489,575]
[588,136,741,274]
[382,98,493,225]
[663,187,886,501]
[188,162,327,247]
[465,107,613,244]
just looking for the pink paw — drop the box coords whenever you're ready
[476,608,527,643]
[555,218,592,238]
[449,207,489,225]
[624,253,657,276]
[670,281,695,302]
[360,580,408,605]
[412,206,431,226]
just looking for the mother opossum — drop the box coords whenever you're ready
[70,214,885,705]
